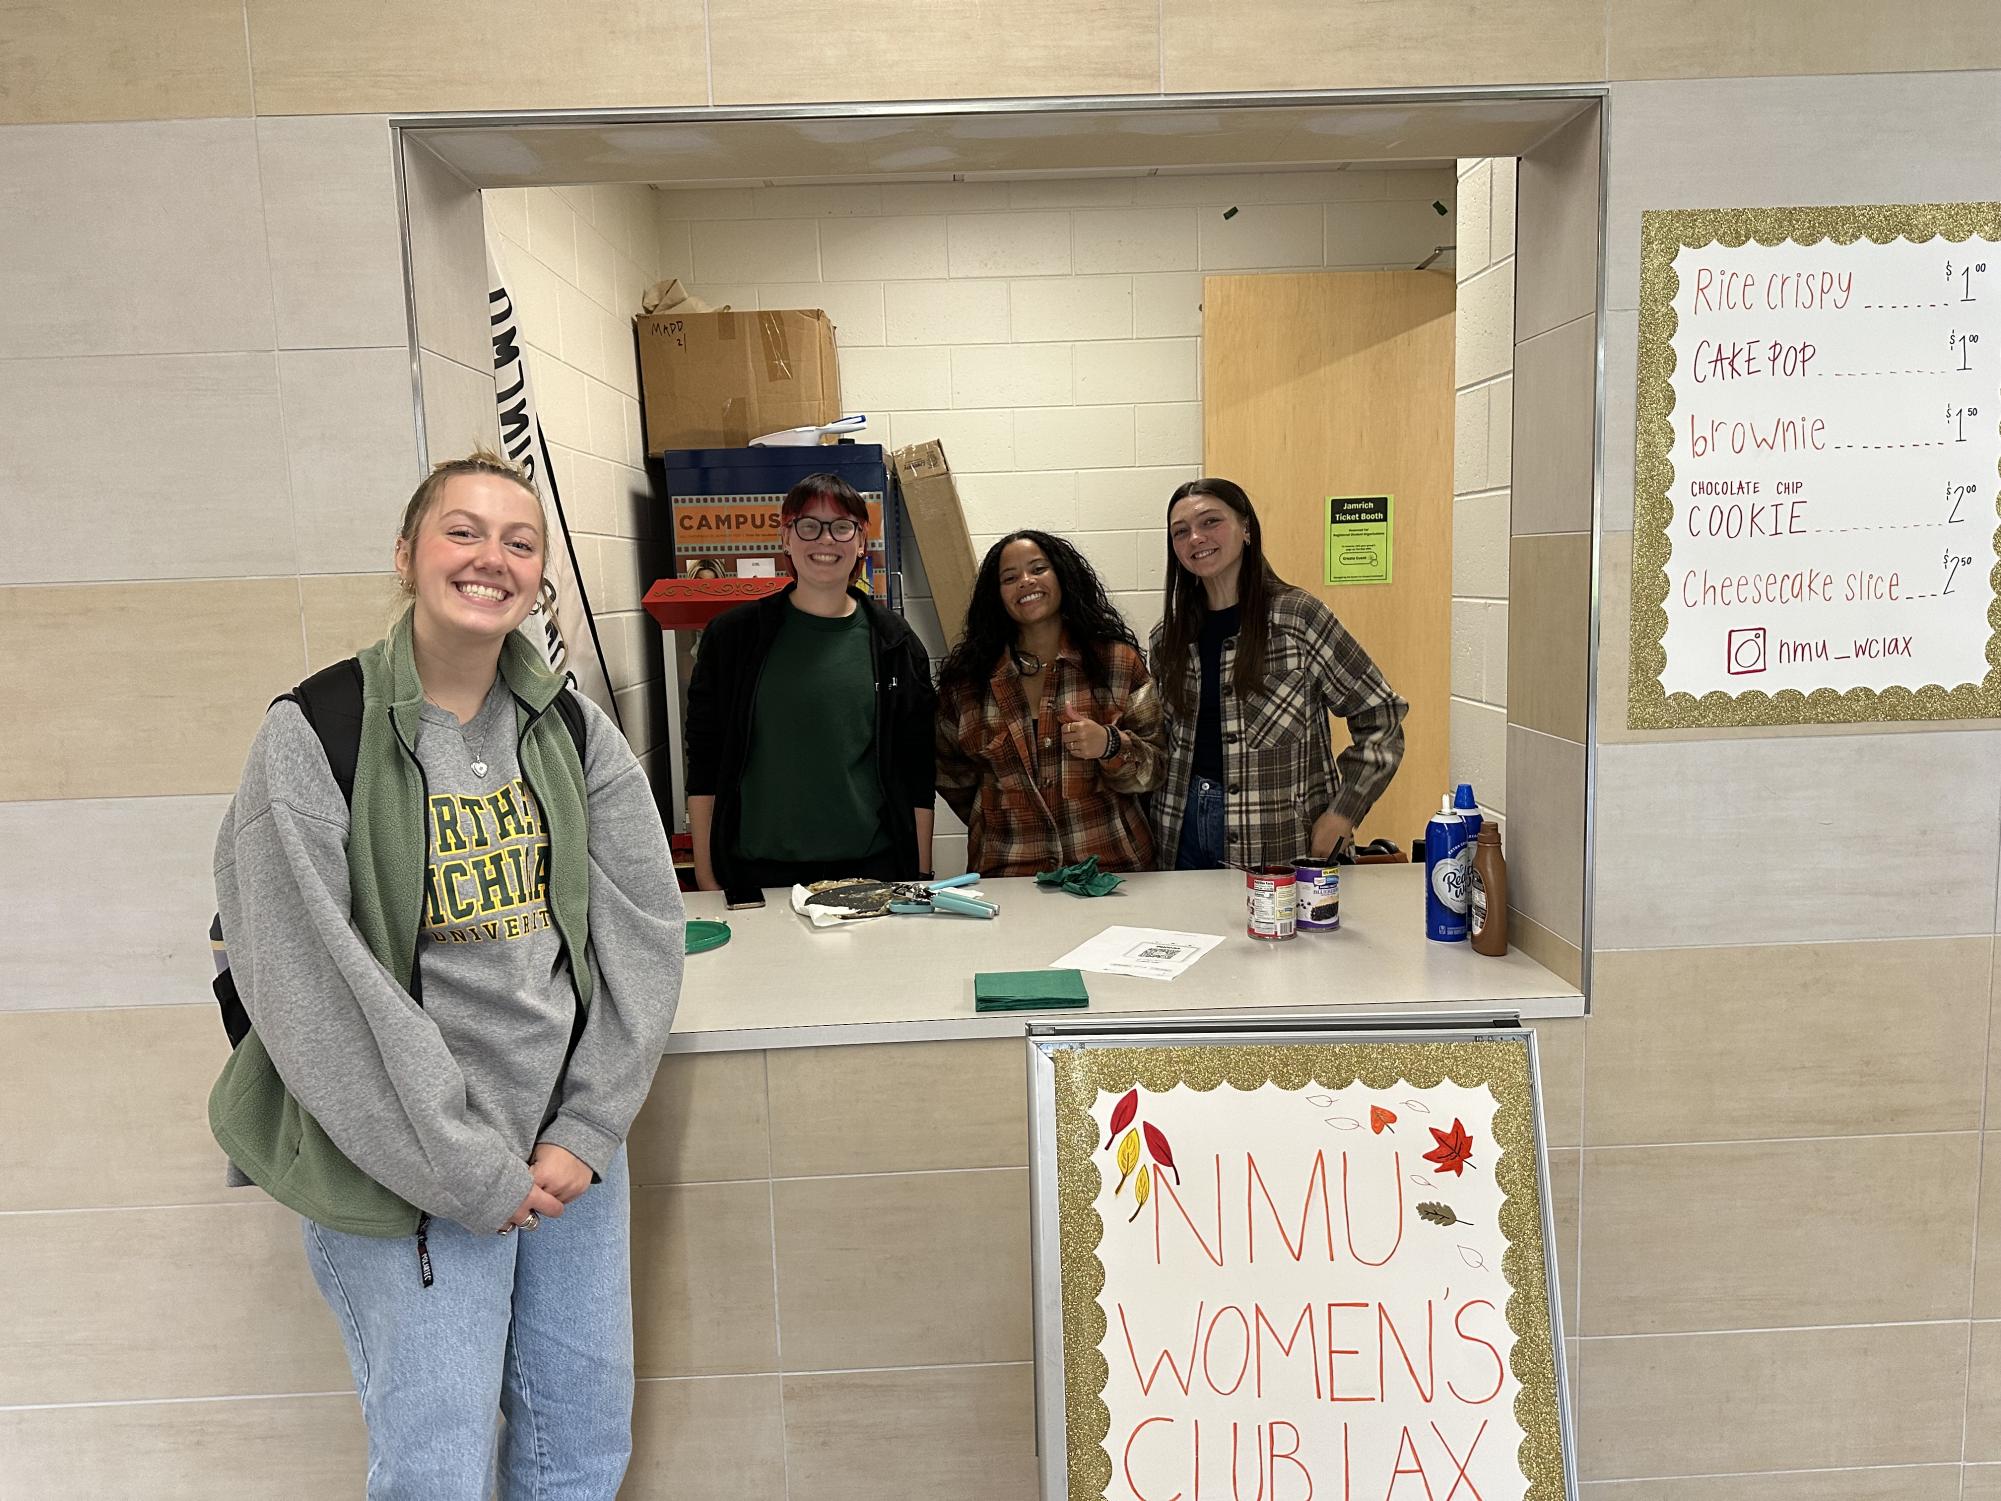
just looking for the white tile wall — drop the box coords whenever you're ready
[1134,402,1202,465]
[690,219,820,283]
[949,344,1074,408]
[1133,272,1205,337]
[1074,339,1198,404]
[1197,203,1323,270]
[653,168,1452,648]
[1013,405,1135,470]
[886,280,1011,345]
[1073,208,1199,273]
[953,471,1079,533]
[1451,158,1517,798]
[1009,275,1134,342]
[821,217,948,281]
[947,212,1071,277]
[841,345,954,411]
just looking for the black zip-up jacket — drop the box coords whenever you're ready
[686,583,937,891]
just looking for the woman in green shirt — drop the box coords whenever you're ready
[685,474,937,894]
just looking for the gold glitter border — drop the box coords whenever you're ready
[1628,202,2001,729]
[1051,1039,1566,1501]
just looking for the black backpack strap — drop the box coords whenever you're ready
[273,657,367,805]
[552,684,589,764]
[210,912,252,1048]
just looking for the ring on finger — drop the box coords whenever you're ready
[522,1210,541,1231]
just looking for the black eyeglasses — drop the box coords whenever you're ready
[790,516,860,542]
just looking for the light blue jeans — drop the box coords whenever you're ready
[303,1149,634,1500]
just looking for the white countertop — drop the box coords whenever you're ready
[667,865,1582,1052]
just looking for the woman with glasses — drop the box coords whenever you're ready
[935,531,1164,877]
[685,473,936,894]
[1153,478,1407,870]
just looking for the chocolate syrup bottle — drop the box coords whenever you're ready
[1468,822,1509,957]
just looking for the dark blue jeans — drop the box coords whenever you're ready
[1174,776,1227,870]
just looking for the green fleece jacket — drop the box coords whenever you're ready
[209,615,683,1236]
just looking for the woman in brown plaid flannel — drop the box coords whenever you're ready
[1150,479,1407,871]
[936,532,1166,877]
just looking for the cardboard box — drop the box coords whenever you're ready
[891,439,980,642]
[635,308,842,452]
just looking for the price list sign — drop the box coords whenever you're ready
[1630,204,2001,728]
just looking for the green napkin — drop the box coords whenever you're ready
[1034,855,1124,898]
[974,968,1090,1012]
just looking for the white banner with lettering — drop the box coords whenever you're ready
[486,238,620,722]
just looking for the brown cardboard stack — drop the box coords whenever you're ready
[890,440,980,639]
[634,308,842,451]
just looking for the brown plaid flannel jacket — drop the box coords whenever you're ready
[935,640,1165,878]
[1148,588,1407,869]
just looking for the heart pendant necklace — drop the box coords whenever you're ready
[470,760,489,778]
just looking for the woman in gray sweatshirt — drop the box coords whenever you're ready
[210,449,685,1499]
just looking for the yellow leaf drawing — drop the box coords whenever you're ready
[1115,1127,1141,1193]
[1129,1163,1151,1222]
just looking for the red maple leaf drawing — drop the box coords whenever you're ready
[1423,1119,1476,1176]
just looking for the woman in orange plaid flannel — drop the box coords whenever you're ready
[936,532,1166,877]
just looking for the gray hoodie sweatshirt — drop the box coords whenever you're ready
[215,677,684,1233]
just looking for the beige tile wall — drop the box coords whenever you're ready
[6,7,2001,1496]
[1576,65,2001,1496]
[1500,107,1599,982]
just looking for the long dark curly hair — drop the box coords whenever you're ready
[939,531,1140,695]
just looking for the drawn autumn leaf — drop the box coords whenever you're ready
[1324,1116,1361,1130]
[1417,1201,1473,1227]
[1423,1118,1477,1176]
[1115,1128,1141,1193]
[1370,1105,1398,1135]
[1458,1244,1488,1271]
[1142,1122,1181,1185]
[1105,1088,1139,1150]
[1130,1163,1151,1222]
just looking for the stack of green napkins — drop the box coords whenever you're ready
[974,968,1090,1012]
[1035,856,1123,898]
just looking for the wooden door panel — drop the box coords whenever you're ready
[1203,270,1455,848]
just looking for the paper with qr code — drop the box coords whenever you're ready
[1050,926,1227,981]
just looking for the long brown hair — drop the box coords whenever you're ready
[1156,478,1290,717]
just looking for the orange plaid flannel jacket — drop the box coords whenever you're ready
[935,640,1166,878]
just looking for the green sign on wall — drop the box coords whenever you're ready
[1323,494,1392,586]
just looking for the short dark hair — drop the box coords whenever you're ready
[780,472,868,525]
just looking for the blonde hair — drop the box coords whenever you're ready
[396,447,544,596]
